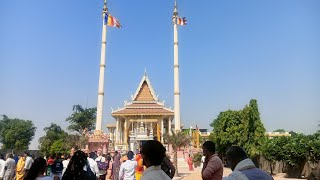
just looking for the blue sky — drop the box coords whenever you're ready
[1,0,319,150]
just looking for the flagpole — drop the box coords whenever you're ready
[173,0,181,131]
[96,0,108,133]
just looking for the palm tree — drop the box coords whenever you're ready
[164,130,191,177]
[65,104,97,134]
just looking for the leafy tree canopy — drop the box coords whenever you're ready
[38,123,68,155]
[65,105,96,135]
[273,129,286,133]
[261,132,320,166]
[210,99,266,158]
[0,115,36,151]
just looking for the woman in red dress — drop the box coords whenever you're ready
[187,154,194,171]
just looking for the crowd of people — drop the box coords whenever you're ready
[0,140,274,180]
[0,140,175,180]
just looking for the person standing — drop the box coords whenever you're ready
[50,153,63,180]
[24,152,34,175]
[95,149,107,180]
[140,140,171,180]
[112,151,121,180]
[46,155,55,176]
[200,155,205,168]
[24,157,52,180]
[61,155,70,176]
[135,151,143,180]
[70,146,78,157]
[16,154,26,180]
[187,154,194,171]
[4,153,16,180]
[0,154,5,180]
[105,155,113,180]
[87,152,99,179]
[223,146,273,180]
[119,151,137,180]
[201,141,223,180]
[62,150,96,180]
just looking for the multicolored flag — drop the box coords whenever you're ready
[104,14,122,28]
[176,17,187,26]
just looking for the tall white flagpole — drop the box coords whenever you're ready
[96,0,108,132]
[173,0,181,131]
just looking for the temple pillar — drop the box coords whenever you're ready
[124,119,128,146]
[161,118,164,143]
[116,118,119,145]
[119,119,122,144]
[157,120,161,142]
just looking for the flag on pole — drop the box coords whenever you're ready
[176,17,187,26]
[104,14,122,28]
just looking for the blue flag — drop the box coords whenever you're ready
[104,14,108,25]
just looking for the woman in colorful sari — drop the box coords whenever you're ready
[135,152,143,180]
[187,154,194,171]
[16,155,26,180]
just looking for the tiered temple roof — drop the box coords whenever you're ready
[111,73,174,117]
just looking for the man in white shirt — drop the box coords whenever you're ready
[24,151,33,173]
[119,151,137,180]
[0,154,5,180]
[141,140,171,180]
[4,153,16,180]
[62,154,70,176]
[88,152,100,179]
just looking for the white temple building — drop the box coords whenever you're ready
[110,73,174,151]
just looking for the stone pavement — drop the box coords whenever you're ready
[173,166,305,180]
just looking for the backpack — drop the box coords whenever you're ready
[96,157,108,170]
[51,159,63,174]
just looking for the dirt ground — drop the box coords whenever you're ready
[173,166,305,180]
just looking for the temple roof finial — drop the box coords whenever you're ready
[144,67,147,77]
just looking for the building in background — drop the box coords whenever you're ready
[109,73,174,151]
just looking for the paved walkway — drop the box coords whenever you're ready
[173,166,304,180]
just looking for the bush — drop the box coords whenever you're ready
[193,152,203,167]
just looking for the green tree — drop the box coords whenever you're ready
[261,136,289,174]
[64,134,88,150]
[210,110,246,153]
[0,115,36,151]
[243,99,267,158]
[289,131,298,137]
[210,99,266,158]
[38,123,68,155]
[307,131,320,162]
[273,129,286,133]
[164,131,191,177]
[50,139,69,155]
[66,105,96,134]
